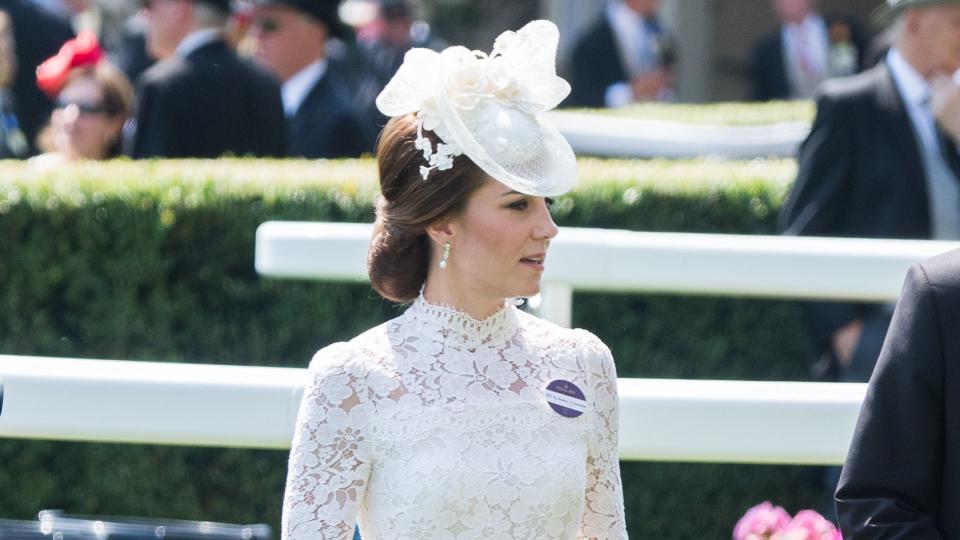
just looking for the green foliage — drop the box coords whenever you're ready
[0,158,821,538]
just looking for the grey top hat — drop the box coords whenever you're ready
[872,0,960,27]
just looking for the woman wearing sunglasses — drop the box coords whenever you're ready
[281,20,627,540]
[32,32,133,164]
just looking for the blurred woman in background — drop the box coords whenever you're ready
[0,9,29,158]
[33,31,133,164]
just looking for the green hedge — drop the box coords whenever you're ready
[0,158,824,538]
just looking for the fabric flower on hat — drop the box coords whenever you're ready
[36,31,104,99]
[375,19,577,197]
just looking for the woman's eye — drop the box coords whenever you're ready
[508,199,529,211]
[545,197,555,207]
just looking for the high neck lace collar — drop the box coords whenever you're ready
[404,294,519,349]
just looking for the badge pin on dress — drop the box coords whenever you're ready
[545,379,587,418]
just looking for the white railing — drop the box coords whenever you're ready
[0,355,863,465]
[254,221,959,327]
[546,111,809,158]
[2,223,950,466]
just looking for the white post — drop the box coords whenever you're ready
[538,282,574,328]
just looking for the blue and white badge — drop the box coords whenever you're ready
[545,379,587,418]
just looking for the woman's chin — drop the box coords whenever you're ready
[514,281,542,299]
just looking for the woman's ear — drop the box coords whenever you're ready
[425,216,455,247]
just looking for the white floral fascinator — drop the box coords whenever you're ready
[375,20,577,197]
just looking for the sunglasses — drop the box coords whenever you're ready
[252,17,281,34]
[55,99,111,116]
[143,0,174,10]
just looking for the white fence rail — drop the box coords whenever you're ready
[547,111,809,159]
[255,221,959,326]
[3,224,949,466]
[0,355,864,465]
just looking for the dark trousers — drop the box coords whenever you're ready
[821,312,892,521]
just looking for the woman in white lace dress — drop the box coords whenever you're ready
[281,20,627,540]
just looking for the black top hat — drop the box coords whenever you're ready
[254,0,349,38]
[194,0,233,13]
[872,0,960,27]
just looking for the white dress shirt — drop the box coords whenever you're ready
[281,59,328,118]
[781,14,829,99]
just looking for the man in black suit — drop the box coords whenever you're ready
[250,0,370,158]
[751,0,865,101]
[0,0,73,155]
[781,0,960,387]
[567,0,675,108]
[125,0,285,158]
[836,247,960,537]
[781,0,960,526]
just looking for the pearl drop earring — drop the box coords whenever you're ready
[438,242,451,269]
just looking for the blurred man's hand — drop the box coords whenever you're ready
[931,73,960,143]
[832,319,863,369]
[631,69,671,102]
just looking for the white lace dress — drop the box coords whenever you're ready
[281,295,627,539]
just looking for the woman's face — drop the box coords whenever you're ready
[52,76,122,160]
[443,178,559,301]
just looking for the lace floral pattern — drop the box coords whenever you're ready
[281,295,627,539]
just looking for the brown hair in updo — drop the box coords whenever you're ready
[368,113,489,302]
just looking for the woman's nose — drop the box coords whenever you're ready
[534,201,559,240]
[59,104,81,125]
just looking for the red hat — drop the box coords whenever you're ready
[36,31,104,99]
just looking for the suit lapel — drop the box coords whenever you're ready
[878,61,960,184]
[287,69,345,159]
[936,125,960,181]
[875,63,927,183]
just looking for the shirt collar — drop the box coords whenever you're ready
[607,0,646,29]
[175,28,224,58]
[281,59,328,117]
[404,293,519,351]
[887,47,931,107]
[783,13,824,34]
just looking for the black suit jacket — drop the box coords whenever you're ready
[126,39,285,158]
[287,67,370,159]
[836,248,960,538]
[751,16,864,101]
[779,62,960,359]
[0,0,73,154]
[752,31,791,101]
[568,15,627,108]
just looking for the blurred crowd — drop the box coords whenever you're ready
[0,0,446,163]
[0,0,876,164]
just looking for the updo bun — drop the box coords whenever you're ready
[368,114,488,302]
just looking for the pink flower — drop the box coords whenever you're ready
[771,510,841,540]
[734,501,792,540]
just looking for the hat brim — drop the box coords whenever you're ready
[871,0,960,28]
[435,87,577,198]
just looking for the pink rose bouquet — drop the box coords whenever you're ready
[734,502,841,540]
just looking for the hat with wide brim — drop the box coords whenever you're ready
[872,0,960,27]
[253,0,350,39]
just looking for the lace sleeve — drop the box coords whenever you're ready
[577,331,628,540]
[282,342,372,539]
